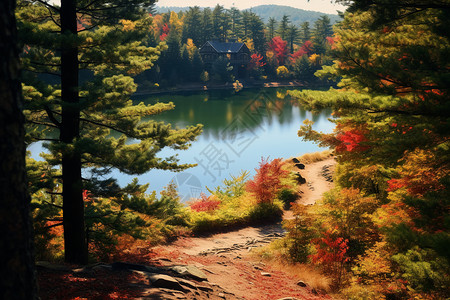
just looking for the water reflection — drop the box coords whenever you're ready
[30,88,334,197]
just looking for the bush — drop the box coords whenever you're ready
[246,157,290,204]
[189,193,221,213]
[248,201,283,223]
[278,188,298,209]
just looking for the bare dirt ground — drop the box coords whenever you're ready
[151,158,337,300]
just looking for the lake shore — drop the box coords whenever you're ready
[134,79,328,96]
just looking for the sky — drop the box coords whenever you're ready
[155,0,347,14]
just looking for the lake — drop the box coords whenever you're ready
[28,87,334,202]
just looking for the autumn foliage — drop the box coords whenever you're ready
[269,36,289,65]
[189,193,221,212]
[246,158,289,204]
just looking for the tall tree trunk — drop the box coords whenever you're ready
[60,0,88,264]
[0,0,38,298]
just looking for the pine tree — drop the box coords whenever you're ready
[0,0,38,297]
[287,24,300,53]
[291,1,450,297]
[277,15,290,40]
[200,8,213,45]
[18,0,202,264]
[267,17,277,41]
[181,6,202,45]
[299,21,311,44]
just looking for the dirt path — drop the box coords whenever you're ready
[297,158,336,205]
[151,158,337,299]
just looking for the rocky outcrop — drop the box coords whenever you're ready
[37,261,243,300]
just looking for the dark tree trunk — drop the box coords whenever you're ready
[0,0,38,298]
[60,0,88,264]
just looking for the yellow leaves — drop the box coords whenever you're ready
[276,66,289,78]
[120,19,136,31]
[309,53,321,66]
[245,38,254,53]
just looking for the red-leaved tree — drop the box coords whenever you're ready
[291,40,313,62]
[246,158,289,204]
[269,36,288,65]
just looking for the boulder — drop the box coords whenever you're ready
[295,163,305,170]
[147,273,185,291]
[291,158,300,163]
[170,265,208,281]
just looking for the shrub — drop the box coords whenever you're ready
[246,157,290,204]
[278,188,298,209]
[189,193,221,213]
[248,201,283,223]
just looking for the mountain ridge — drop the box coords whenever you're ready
[156,4,341,24]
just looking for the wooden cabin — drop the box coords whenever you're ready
[199,41,251,77]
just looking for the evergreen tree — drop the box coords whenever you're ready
[212,4,225,41]
[248,12,266,55]
[0,0,38,297]
[242,10,252,38]
[287,24,300,53]
[267,17,277,41]
[181,6,202,45]
[300,21,311,43]
[229,7,243,39]
[191,48,204,81]
[312,15,332,54]
[18,0,202,264]
[277,15,290,40]
[180,46,191,81]
[200,8,213,45]
[291,1,450,297]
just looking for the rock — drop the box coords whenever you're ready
[36,261,71,272]
[295,163,305,170]
[292,158,300,163]
[219,292,226,298]
[197,284,213,292]
[296,280,307,287]
[260,272,271,277]
[111,261,161,273]
[294,173,306,184]
[170,265,208,281]
[177,278,198,290]
[276,298,299,300]
[147,273,185,291]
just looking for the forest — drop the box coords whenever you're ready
[1,0,449,299]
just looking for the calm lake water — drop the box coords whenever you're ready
[29,88,334,202]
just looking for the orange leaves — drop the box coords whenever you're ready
[189,193,221,212]
[247,53,266,70]
[387,149,447,197]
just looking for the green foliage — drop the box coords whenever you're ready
[212,56,234,82]
[19,0,203,262]
[277,188,298,210]
[282,203,316,263]
[287,1,450,298]
[248,201,284,223]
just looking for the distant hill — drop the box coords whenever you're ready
[248,5,341,24]
[156,4,341,25]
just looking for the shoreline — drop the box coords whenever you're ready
[134,79,329,96]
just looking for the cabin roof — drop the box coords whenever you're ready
[201,41,246,53]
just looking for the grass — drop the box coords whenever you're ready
[251,239,332,293]
[289,150,334,164]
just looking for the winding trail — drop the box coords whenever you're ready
[152,158,337,299]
